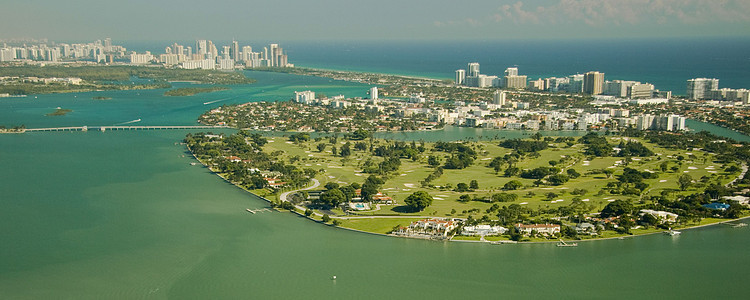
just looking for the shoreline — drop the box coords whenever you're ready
[187,143,749,245]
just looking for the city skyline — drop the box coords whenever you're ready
[1,0,749,41]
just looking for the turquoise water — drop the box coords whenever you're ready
[1,71,749,299]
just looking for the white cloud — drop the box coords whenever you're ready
[484,0,750,26]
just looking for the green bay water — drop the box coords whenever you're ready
[1,71,750,299]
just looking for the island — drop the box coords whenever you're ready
[185,128,749,243]
[46,108,72,116]
[164,86,229,96]
[0,65,254,96]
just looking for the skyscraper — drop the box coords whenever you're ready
[686,78,719,100]
[231,40,239,61]
[370,86,378,101]
[493,90,507,106]
[505,67,518,76]
[269,44,279,67]
[468,62,480,77]
[584,71,605,95]
[455,69,465,85]
[196,40,207,56]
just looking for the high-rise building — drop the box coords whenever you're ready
[584,71,605,95]
[503,75,527,89]
[294,90,316,104]
[627,83,654,99]
[231,40,239,61]
[493,90,507,106]
[686,78,719,100]
[604,80,638,98]
[221,46,231,59]
[477,75,497,88]
[505,67,518,76]
[269,44,279,67]
[455,69,465,85]
[567,74,584,93]
[196,40,207,56]
[468,62,480,77]
[370,86,378,102]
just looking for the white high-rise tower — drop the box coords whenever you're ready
[455,69,465,85]
[468,62,480,77]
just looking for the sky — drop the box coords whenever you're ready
[1,0,749,42]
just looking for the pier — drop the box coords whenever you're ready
[20,125,230,133]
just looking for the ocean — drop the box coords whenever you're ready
[124,37,750,95]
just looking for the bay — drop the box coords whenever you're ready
[1,71,749,299]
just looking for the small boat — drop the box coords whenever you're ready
[732,223,748,228]
[664,229,681,236]
[246,209,255,214]
[557,239,578,247]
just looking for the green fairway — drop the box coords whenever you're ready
[258,134,743,239]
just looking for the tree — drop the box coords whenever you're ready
[547,174,570,186]
[404,191,433,211]
[504,166,520,177]
[469,180,479,190]
[320,189,346,207]
[317,143,326,152]
[566,168,581,179]
[340,142,351,157]
[600,200,633,218]
[324,182,340,190]
[455,182,470,192]
[322,214,331,223]
[503,180,523,190]
[678,174,693,191]
[491,193,518,202]
[458,194,471,203]
[427,155,440,167]
[304,209,313,217]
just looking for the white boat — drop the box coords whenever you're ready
[664,229,681,236]
[246,209,255,214]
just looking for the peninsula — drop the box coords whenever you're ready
[185,127,749,243]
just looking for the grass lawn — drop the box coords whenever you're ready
[259,135,743,235]
[337,218,416,234]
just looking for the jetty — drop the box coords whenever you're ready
[246,208,271,214]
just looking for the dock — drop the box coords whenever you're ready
[246,208,271,214]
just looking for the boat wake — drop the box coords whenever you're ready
[115,119,142,125]
[204,97,232,105]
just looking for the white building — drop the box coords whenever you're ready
[462,225,508,236]
[468,62,480,77]
[639,209,678,223]
[455,69,465,85]
[370,86,378,101]
[493,90,507,106]
[181,59,215,70]
[129,51,153,64]
[294,90,316,104]
[687,78,719,100]
[514,223,560,236]
[217,58,235,70]
[159,54,179,65]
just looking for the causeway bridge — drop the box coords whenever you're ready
[22,125,230,132]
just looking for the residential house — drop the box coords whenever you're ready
[514,223,561,236]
